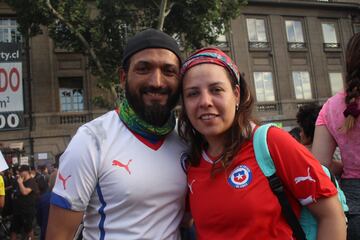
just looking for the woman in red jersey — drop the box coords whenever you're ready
[178,47,346,240]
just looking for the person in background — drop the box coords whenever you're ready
[38,165,50,182]
[46,28,188,240]
[0,169,5,239]
[36,167,53,240]
[10,165,39,240]
[0,171,5,210]
[0,171,6,240]
[178,47,346,240]
[30,166,37,179]
[0,151,8,238]
[312,32,360,240]
[48,152,61,190]
[2,168,16,221]
[296,103,343,178]
[288,126,301,142]
[36,165,50,194]
[296,103,322,150]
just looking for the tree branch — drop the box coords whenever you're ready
[45,0,106,75]
[164,2,175,17]
[45,0,118,101]
[151,0,159,8]
[157,0,167,30]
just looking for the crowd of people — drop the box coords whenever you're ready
[0,156,59,240]
[0,29,358,240]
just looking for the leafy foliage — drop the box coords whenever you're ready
[5,0,247,106]
[5,0,53,37]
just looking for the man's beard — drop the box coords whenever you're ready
[125,80,179,127]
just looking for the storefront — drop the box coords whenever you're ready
[0,141,25,167]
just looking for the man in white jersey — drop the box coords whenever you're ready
[46,28,188,240]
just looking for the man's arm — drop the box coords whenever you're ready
[307,195,347,240]
[47,127,100,240]
[17,177,32,195]
[46,204,84,240]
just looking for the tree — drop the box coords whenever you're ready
[5,0,247,107]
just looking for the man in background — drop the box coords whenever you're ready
[10,165,39,240]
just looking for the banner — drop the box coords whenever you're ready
[0,151,9,172]
[0,43,23,131]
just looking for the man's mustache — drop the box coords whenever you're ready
[141,86,171,95]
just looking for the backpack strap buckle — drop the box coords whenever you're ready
[268,174,283,193]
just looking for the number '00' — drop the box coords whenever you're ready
[0,67,20,92]
[0,114,20,128]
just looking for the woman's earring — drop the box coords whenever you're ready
[236,104,239,111]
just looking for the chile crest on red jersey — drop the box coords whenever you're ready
[228,165,252,189]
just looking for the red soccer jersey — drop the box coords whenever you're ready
[187,127,337,240]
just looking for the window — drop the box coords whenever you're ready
[0,18,22,43]
[353,24,360,34]
[246,18,269,49]
[172,33,183,49]
[285,20,306,49]
[329,72,343,95]
[322,23,339,48]
[292,71,312,99]
[213,24,228,48]
[119,23,132,44]
[59,77,84,112]
[253,72,275,102]
[216,32,228,48]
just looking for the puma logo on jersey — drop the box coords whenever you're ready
[58,172,72,190]
[112,159,132,175]
[294,167,316,184]
[188,179,195,194]
[299,195,315,205]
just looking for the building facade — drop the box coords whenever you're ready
[229,0,360,127]
[0,2,107,165]
[0,0,359,166]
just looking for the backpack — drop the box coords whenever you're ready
[253,123,348,240]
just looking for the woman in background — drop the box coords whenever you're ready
[312,32,360,240]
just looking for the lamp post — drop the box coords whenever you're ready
[24,30,34,167]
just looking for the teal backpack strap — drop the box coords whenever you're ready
[321,166,349,212]
[253,123,277,177]
[253,123,307,240]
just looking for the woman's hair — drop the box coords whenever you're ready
[342,32,360,132]
[178,61,254,174]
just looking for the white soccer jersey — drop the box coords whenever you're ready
[51,111,188,240]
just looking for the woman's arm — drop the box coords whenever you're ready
[311,125,337,167]
[307,195,347,240]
